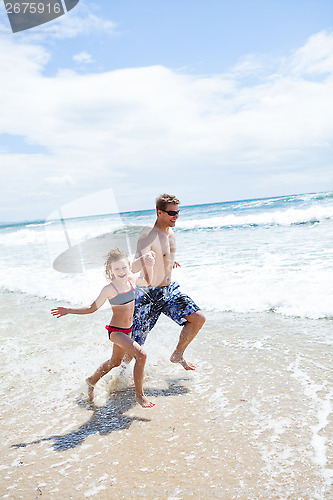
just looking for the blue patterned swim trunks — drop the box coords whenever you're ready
[132,281,200,345]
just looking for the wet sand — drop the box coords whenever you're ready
[0,293,332,499]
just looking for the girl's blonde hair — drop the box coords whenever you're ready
[105,247,129,281]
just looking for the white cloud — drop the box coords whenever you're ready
[38,12,116,40]
[45,174,75,185]
[0,30,333,220]
[289,31,333,76]
[73,51,93,64]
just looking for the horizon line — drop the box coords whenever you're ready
[0,189,330,228]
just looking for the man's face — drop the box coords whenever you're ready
[158,203,179,228]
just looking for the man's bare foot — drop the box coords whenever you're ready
[86,378,95,401]
[135,394,155,408]
[170,353,196,370]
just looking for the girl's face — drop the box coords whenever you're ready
[111,258,130,281]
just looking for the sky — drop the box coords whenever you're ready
[0,0,332,222]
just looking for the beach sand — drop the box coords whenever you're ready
[0,292,332,499]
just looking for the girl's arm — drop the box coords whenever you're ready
[51,285,113,318]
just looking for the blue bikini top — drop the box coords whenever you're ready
[108,280,135,306]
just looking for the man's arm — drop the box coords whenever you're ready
[131,228,155,273]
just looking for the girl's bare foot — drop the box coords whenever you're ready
[86,378,95,401]
[170,353,196,370]
[135,394,155,408]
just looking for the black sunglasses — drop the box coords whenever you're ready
[160,209,180,216]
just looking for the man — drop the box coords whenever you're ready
[129,193,205,370]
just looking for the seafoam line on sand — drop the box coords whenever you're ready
[289,355,333,495]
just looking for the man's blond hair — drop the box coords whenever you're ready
[156,193,180,212]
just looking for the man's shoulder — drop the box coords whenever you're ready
[138,225,158,243]
[135,225,157,252]
[139,225,154,236]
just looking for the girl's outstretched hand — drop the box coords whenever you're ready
[51,307,68,318]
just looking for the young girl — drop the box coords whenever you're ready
[51,247,155,408]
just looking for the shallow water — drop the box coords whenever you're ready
[1,191,333,320]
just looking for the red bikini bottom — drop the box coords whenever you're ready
[105,324,133,339]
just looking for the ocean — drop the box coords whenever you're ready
[0,191,332,499]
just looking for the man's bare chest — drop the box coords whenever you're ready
[151,234,176,258]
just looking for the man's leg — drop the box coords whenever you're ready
[170,310,206,370]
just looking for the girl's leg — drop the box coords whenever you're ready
[109,331,155,408]
[86,343,125,401]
